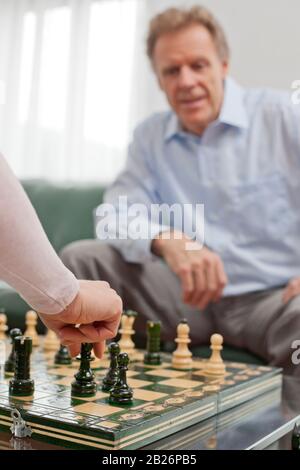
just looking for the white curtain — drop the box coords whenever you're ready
[0,0,168,182]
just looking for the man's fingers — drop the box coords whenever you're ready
[185,258,227,309]
[283,288,294,304]
[282,280,300,304]
[214,260,228,301]
[57,316,121,347]
[178,265,194,301]
[59,326,94,344]
[67,344,80,357]
[78,320,119,343]
[196,259,216,309]
[188,267,206,305]
[93,341,106,359]
[78,324,104,342]
[96,316,121,339]
[93,323,119,342]
[197,291,214,310]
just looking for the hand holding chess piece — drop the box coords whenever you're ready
[38,280,122,359]
[204,334,226,376]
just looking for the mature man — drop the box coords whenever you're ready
[61,6,300,374]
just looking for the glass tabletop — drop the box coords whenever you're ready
[142,375,300,450]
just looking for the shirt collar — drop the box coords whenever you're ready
[164,113,182,141]
[164,77,249,141]
[218,77,248,129]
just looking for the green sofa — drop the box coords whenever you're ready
[0,179,264,365]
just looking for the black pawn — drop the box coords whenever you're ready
[5,328,22,373]
[55,344,72,365]
[109,352,133,405]
[9,336,34,396]
[71,343,97,397]
[101,342,120,392]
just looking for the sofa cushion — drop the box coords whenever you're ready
[0,282,45,333]
[22,180,105,252]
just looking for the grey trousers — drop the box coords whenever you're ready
[60,240,300,376]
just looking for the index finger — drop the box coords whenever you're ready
[214,259,228,301]
[93,341,106,359]
[178,265,195,302]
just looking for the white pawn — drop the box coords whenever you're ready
[24,310,39,346]
[204,334,226,376]
[172,320,193,370]
[118,312,136,355]
[44,329,59,351]
[0,313,8,341]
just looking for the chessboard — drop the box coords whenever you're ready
[0,346,282,450]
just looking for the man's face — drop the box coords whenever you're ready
[153,24,228,135]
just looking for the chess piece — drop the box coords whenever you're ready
[44,328,60,351]
[203,334,226,376]
[54,344,72,365]
[9,336,34,396]
[71,343,97,397]
[75,350,95,362]
[118,310,137,355]
[0,311,8,341]
[24,310,39,347]
[5,328,22,373]
[144,321,161,365]
[292,423,300,450]
[172,320,193,370]
[102,342,120,392]
[109,352,133,405]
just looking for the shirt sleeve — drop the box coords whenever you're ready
[0,153,79,314]
[95,126,170,263]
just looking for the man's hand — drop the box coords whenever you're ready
[283,277,300,304]
[152,231,227,310]
[38,280,122,358]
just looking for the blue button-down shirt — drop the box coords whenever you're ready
[96,77,300,296]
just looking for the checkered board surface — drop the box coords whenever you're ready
[0,348,282,450]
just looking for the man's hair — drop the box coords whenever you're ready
[147,6,230,63]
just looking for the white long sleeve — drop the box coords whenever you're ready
[0,153,79,314]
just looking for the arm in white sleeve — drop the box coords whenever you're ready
[0,153,79,314]
[95,128,169,263]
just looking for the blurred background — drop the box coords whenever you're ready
[0,0,299,183]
